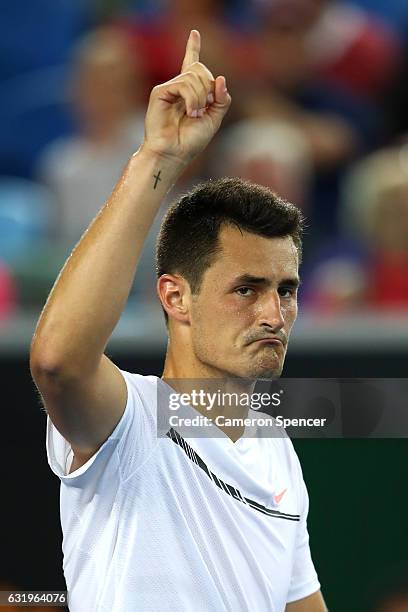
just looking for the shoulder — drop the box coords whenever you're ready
[120,370,159,397]
[118,370,163,424]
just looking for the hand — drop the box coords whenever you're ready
[142,30,231,164]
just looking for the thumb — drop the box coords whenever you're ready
[214,76,230,107]
[207,75,231,126]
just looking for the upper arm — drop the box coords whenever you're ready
[285,590,328,612]
[31,353,128,463]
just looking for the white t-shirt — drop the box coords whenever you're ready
[46,371,320,612]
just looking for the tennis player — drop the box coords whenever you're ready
[31,30,327,612]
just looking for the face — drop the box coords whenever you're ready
[73,34,140,128]
[189,225,300,379]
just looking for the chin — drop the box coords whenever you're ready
[201,355,283,380]
[246,359,284,380]
[218,357,284,380]
[250,367,283,380]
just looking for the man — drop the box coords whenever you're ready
[30,30,327,611]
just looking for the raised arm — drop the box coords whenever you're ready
[30,30,231,467]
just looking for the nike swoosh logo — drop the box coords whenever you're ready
[273,488,287,505]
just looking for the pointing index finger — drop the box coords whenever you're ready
[181,29,201,72]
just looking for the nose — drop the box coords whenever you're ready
[257,290,285,333]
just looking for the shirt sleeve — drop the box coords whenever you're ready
[286,471,321,603]
[46,369,159,483]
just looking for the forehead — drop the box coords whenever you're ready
[206,224,299,282]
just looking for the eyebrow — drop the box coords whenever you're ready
[232,274,301,287]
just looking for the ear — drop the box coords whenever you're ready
[157,274,191,323]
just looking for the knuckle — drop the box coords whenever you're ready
[150,82,166,98]
[191,61,204,74]
[185,71,201,87]
[183,80,196,94]
[194,61,214,80]
[188,81,199,97]
[192,61,205,71]
[182,82,196,99]
[184,87,198,107]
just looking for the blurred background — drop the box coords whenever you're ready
[1,1,408,610]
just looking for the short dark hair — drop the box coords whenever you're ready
[156,176,303,300]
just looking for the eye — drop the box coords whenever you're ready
[236,286,255,297]
[278,286,297,298]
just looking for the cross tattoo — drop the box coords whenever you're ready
[153,170,162,189]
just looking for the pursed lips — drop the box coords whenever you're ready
[254,338,284,346]
[249,336,286,348]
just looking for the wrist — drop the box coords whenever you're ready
[135,144,189,176]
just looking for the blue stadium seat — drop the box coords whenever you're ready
[0,66,74,177]
[0,177,55,263]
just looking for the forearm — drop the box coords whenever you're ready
[31,146,185,375]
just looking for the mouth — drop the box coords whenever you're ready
[252,338,284,348]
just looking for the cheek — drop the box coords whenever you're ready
[199,291,252,323]
[284,302,298,328]
[192,296,251,345]
[191,299,226,336]
[227,304,256,333]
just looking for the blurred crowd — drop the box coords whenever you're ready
[1,0,408,321]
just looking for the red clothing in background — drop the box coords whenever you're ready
[369,253,408,308]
